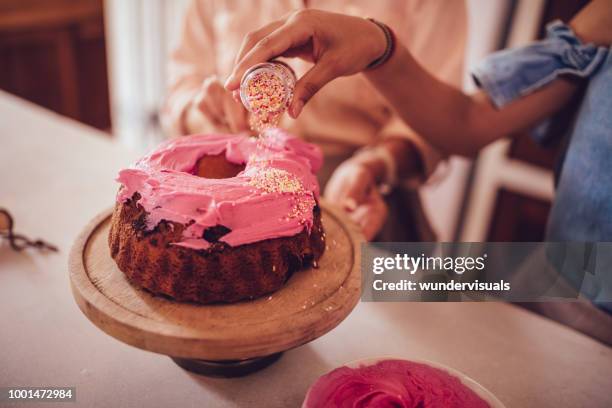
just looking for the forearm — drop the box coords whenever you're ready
[366,46,477,155]
[365,43,579,156]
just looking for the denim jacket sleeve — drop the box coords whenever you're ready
[472,21,608,110]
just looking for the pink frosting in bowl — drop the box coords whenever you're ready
[302,358,505,408]
[115,129,323,250]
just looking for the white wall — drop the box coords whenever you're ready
[104,0,190,151]
[459,0,552,241]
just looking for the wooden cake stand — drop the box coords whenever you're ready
[69,201,362,377]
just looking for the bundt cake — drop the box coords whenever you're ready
[108,129,325,304]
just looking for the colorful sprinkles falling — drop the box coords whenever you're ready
[240,63,314,225]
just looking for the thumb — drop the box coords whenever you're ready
[223,93,248,133]
[352,189,388,240]
[289,60,337,117]
[343,164,374,211]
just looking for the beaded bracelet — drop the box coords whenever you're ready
[366,18,396,70]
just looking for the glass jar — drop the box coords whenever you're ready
[239,61,296,131]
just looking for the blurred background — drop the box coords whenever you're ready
[0,0,587,242]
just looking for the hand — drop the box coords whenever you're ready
[324,160,388,240]
[224,9,387,117]
[189,75,249,133]
[354,188,388,241]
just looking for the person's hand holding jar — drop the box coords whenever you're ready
[225,9,388,118]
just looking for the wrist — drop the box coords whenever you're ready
[364,18,391,68]
[365,18,395,70]
[353,158,386,185]
[351,146,396,188]
[379,137,423,180]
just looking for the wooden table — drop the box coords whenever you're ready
[1,91,611,408]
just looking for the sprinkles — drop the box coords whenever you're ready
[248,167,314,224]
[239,62,315,225]
[248,168,304,194]
[240,62,295,133]
[289,195,314,223]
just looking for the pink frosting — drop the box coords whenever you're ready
[115,129,323,249]
[303,360,491,408]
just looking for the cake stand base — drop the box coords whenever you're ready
[171,352,283,377]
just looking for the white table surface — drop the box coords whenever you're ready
[1,91,611,408]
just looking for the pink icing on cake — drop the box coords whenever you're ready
[115,129,322,250]
[303,359,491,408]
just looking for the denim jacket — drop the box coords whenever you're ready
[473,21,612,310]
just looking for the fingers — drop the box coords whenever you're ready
[351,190,388,241]
[324,156,388,240]
[342,164,374,211]
[324,162,376,214]
[225,22,311,90]
[223,93,248,133]
[193,76,249,133]
[233,20,283,66]
[323,177,347,208]
[323,163,355,209]
[289,60,338,117]
[195,77,226,127]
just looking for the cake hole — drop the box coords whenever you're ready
[195,154,245,179]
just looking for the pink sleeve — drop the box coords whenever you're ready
[403,0,467,87]
[161,0,217,136]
